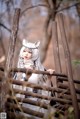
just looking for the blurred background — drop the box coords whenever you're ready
[0,0,80,83]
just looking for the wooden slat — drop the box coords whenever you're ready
[6,102,44,118]
[13,88,72,104]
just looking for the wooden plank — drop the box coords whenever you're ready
[6,102,44,118]
[13,88,72,104]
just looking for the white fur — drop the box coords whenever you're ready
[23,39,40,49]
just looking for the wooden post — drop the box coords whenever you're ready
[0,8,21,111]
[57,13,79,119]
[52,21,62,74]
[52,21,63,101]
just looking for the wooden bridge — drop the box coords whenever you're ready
[0,8,80,119]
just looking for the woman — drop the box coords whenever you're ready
[13,39,55,118]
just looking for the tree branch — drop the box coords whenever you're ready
[0,23,11,32]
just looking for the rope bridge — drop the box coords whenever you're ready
[0,6,80,119]
[0,67,80,118]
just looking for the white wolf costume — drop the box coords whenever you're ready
[13,39,52,118]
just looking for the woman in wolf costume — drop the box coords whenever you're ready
[14,39,55,117]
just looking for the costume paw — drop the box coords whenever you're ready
[47,69,55,74]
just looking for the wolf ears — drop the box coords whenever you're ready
[22,39,40,48]
[22,39,28,46]
[35,41,40,47]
